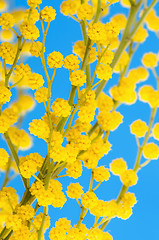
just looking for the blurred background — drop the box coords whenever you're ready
[0,0,159,239]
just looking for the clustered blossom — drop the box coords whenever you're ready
[0,0,158,239]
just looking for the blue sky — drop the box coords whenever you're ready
[0,0,159,239]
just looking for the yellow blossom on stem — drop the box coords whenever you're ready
[67,183,83,199]
[120,169,138,186]
[143,143,159,160]
[110,158,127,175]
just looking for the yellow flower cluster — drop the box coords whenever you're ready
[13,63,31,87]
[11,94,35,114]
[24,8,39,23]
[0,107,18,133]
[47,51,63,68]
[29,119,50,140]
[111,87,136,106]
[41,6,56,22]
[0,187,18,213]
[114,51,129,73]
[0,148,9,169]
[67,183,83,199]
[130,119,148,138]
[81,138,111,169]
[99,48,114,65]
[133,26,148,43]
[30,179,66,207]
[0,0,158,237]
[0,13,15,29]
[8,127,32,150]
[120,169,138,186]
[93,166,110,182]
[60,0,80,16]
[27,0,42,8]
[110,158,127,175]
[34,87,48,103]
[78,90,97,124]
[153,123,159,140]
[52,98,71,117]
[0,81,11,104]
[97,92,114,112]
[30,41,43,57]
[143,143,159,160]
[49,218,72,240]
[144,9,159,32]
[117,192,137,220]
[64,54,80,71]
[69,70,86,86]
[142,52,158,68]
[111,14,127,29]
[97,111,123,131]
[33,212,50,230]
[28,72,44,89]
[139,85,159,108]
[0,42,16,64]
[66,160,83,179]
[96,63,113,81]
[73,40,97,64]
[19,153,44,178]
[77,3,93,20]
[81,191,98,209]
[20,20,39,40]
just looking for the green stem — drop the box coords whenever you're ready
[88,122,99,136]
[93,0,102,24]
[5,35,23,87]
[76,207,85,228]
[1,157,12,189]
[4,132,28,189]
[95,0,143,97]
[38,207,48,240]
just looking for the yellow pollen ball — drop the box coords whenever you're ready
[93,166,110,182]
[110,158,127,175]
[69,70,86,87]
[67,183,83,199]
[52,98,71,117]
[47,51,63,68]
[77,3,94,20]
[143,143,159,160]
[152,123,159,140]
[120,169,138,186]
[41,6,56,22]
[130,119,148,138]
[0,29,14,42]
[142,52,158,68]
[64,54,80,71]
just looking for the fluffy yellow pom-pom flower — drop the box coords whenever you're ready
[142,52,158,68]
[47,51,64,68]
[64,54,80,71]
[41,6,56,22]
[110,158,127,175]
[67,183,83,199]
[20,20,39,40]
[120,169,138,186]
[0,13,15,29]
[52,98,71,117]
[130,119,148,138]
[143,143,159,160]
[152,123,159,140]
[69,70,86,87]
[93,166,110,182]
